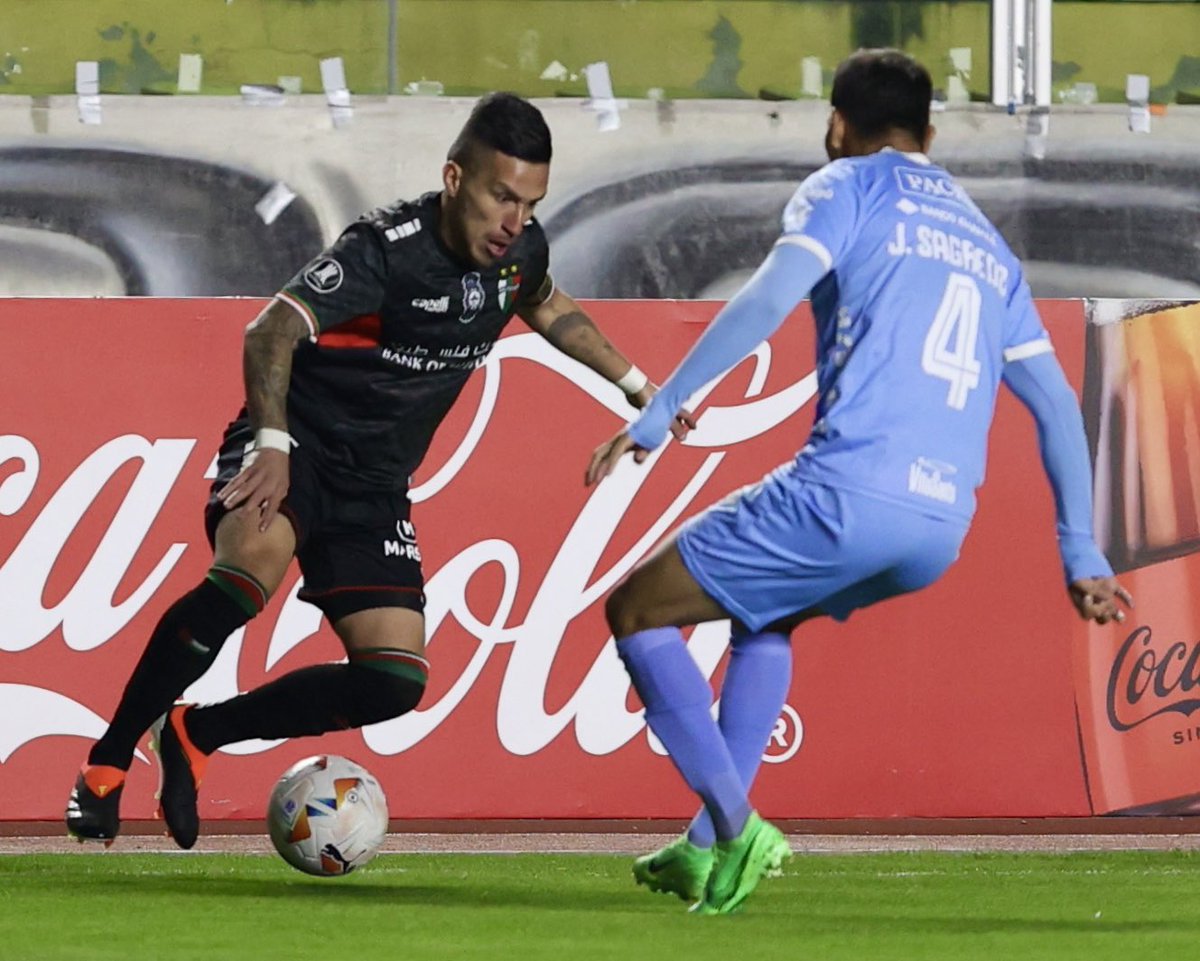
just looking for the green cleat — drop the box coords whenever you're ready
[764,828,793,879]
[690,813,789,915]
[633,835,715,902]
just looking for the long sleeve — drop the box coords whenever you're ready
[1002,351,1114,583]
[628,242,828,450]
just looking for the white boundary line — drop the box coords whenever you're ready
[7,833,1200,856]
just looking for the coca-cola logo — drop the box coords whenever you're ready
[1,332,817,763]
[1106,626,1200,732]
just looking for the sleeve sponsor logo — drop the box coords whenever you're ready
[303,258,345,294]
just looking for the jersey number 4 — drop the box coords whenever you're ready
[922,272,982,410]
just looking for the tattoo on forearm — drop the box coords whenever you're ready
[546,310,623,368]
[243,310,306,429]
[545,310,592,344]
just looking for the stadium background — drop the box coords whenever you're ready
[0,0,1198,827]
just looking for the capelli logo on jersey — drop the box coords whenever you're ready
[411,296,449,314]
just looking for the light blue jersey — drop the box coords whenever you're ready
[778,148,1049,523]
[628,147,1110,625]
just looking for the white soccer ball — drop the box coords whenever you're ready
[267,755,389,876]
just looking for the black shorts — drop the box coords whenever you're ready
[204,423,425,623]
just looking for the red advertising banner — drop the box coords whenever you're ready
[1075,301,1200,814]
[0,296,1168,823]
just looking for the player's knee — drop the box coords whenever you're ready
[212,512,294,595]
[342,658,427,727]
[605,581,652,639]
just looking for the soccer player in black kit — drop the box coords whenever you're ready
[66,92,692,848]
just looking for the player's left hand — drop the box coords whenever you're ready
[1068,576,1134,625]
[586,429,648,486]
[628,383,697,441]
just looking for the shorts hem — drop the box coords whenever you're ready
[299,586,425,622]
[676,530,763,631]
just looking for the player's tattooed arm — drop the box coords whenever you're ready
[519,286,695,439]
[243,299,310,431]
[519,286,629,381]
[217,299,310,531]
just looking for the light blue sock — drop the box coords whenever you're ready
[616,627,751,841]
[686,631,793,848]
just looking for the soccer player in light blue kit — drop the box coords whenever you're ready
[586,50,1133,915]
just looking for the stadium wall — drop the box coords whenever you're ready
[0,97,1197,302]
[1,297,1197,822]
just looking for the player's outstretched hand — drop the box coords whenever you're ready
[628,383,697,441]
[586,429,648,486]
[217,448,291,533]
[1068,576,1134,625]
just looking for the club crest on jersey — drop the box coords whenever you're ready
[460,272,485,324]
[303,258,344,294]
[498,264,521,313]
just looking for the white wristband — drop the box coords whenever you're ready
[254,428,293,453]
[615,364,649,395]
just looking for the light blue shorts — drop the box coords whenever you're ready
[676,466,968,632]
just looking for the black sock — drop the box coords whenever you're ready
[88,569,266,769]
[186,651,429,754]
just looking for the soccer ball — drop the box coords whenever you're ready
[266,755,389,876]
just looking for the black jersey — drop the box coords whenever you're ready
[269,192,552,492]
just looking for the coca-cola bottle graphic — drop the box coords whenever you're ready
[1074,299,1200,814]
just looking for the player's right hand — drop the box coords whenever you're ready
[585,429,649,486]
[217,448,291,533]
[1068,576,1134,626]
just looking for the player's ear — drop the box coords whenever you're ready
[922,124,937,154]
[825,109,846,158]
[442,160,463,197]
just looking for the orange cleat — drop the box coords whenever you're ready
[65,764,126,845]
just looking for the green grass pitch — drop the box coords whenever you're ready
[2,850,1198,961]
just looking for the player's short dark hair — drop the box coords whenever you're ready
[831,49,932,142]
[448,92,552,168]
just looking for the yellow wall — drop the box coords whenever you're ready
[0,1,1194,102]
[1054,3,1200,101]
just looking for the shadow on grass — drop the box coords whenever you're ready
[66,873,640,912]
